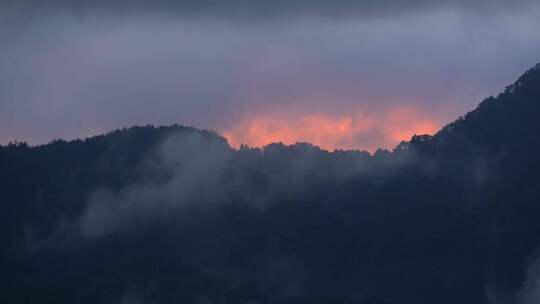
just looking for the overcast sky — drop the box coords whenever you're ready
[1,0,540,151]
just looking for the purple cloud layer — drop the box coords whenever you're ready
[1,2,539,150]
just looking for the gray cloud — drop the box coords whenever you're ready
[78,129,388,237]
[0,0,539,150]
[2,0,538,20]
[81,131,234,236]
[1,0,538,40]
[514,255,540,304]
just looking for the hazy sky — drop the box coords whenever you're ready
[1,0,540,151]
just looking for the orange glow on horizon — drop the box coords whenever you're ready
[223,107,440,153]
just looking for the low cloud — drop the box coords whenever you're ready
[81,131,233,237]
[79,128,406,237]
[515,255,540,304]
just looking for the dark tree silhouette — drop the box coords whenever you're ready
[1,63,540,304]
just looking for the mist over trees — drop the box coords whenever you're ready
[1,64,540,303]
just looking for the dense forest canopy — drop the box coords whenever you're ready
[1,63,540,303]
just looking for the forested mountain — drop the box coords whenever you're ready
[1,64,540,304]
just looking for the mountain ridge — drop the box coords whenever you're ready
[4,63,539,155]
[1,63,540,304]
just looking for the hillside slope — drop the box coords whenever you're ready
[1,64,540,304]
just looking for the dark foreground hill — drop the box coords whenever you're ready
[1,64,540,304]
